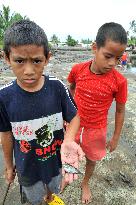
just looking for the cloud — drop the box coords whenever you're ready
[0,0,136,41]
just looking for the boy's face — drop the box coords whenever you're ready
[92,40,126,74]
[5,45,50,91]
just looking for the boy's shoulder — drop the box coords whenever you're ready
[48,75,66,87]
[47,75,69,93]
[48,75,61,82]
[71,60,92,75]
[0,80,15,96]
[72,60,91,69]
[112,68,127,83]
[0,81,16,105]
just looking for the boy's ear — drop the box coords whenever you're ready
[4,53,11,66]
[45,51,52,65]
[92,42,97,53]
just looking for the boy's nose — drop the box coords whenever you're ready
[24,63,35,75]
[108,58,117,67]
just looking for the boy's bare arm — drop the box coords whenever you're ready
[113,102,125,139]
[61,114,84,183]
[1,131,14,169]
[107,102,125,152]
[64,113,80,141]
[1,131,15,183]
[69,82,76,98]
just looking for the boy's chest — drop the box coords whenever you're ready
[6,90,61,122]
[75,75,118,100]
[6,93,63,143]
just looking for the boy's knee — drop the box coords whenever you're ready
[86,158,96,166]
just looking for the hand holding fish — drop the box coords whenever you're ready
[61,140,84,183]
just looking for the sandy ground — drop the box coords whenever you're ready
[0,49,136,205]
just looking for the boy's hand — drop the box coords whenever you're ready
[61,140,84,183]
[106,137,119,152]
[5,166,16,183]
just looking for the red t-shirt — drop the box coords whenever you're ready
[121,52,127,61]
[67,61,127,128]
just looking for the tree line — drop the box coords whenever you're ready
[0,5,136,48]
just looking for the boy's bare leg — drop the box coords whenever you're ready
[44,187,53,203]
[81,158,96,204]
[33,189,53,205]
[60,177,69,193]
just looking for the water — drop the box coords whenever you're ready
[129,66,136,73]
[126,57,136,73]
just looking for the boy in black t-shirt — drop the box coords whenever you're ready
[0,20,84,205]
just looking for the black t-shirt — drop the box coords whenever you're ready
[0,75,77,186]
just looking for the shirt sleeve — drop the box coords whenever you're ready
[60,82,77,122]
[0,100,12,132]
[114,79,127,104]
[67,64,78,83]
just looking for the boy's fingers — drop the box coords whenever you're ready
[63,173,78,183]
[68,174,74,184]
[62,168,66,176]
[106,141,110,148]
[64,173,72,183]
[64,173,69,183]
[5,168,16,183]
[106,143,112,153]
[78,146,85,161]
[73,174,78,180]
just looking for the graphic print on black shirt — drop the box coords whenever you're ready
[35,124,53,147]
[20,140,31,153]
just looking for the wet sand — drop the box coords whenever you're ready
[0,50,136,205]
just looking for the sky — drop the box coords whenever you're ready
[0,0,136,42]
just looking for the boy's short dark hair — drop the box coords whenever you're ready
[96,22,127,48]
[3,20,49,59]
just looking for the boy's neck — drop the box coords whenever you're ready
[90,61,102,75]
[17,75,45,92]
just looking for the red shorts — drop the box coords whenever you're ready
[75,127,107,161]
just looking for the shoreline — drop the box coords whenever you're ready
[0,51,136,205]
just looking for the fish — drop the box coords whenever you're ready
[62,163,83,174]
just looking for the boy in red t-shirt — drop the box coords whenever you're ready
[121,51,128,67]
[66,22,127,204]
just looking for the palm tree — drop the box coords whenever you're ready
[51,34,60,45]
[0,5,28,42]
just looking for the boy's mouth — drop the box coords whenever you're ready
[104,67,112,71]
[23,79,36,83]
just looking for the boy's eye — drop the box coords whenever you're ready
[105,56,111,59]
[15,59,24,64]
[33,59,42,64]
